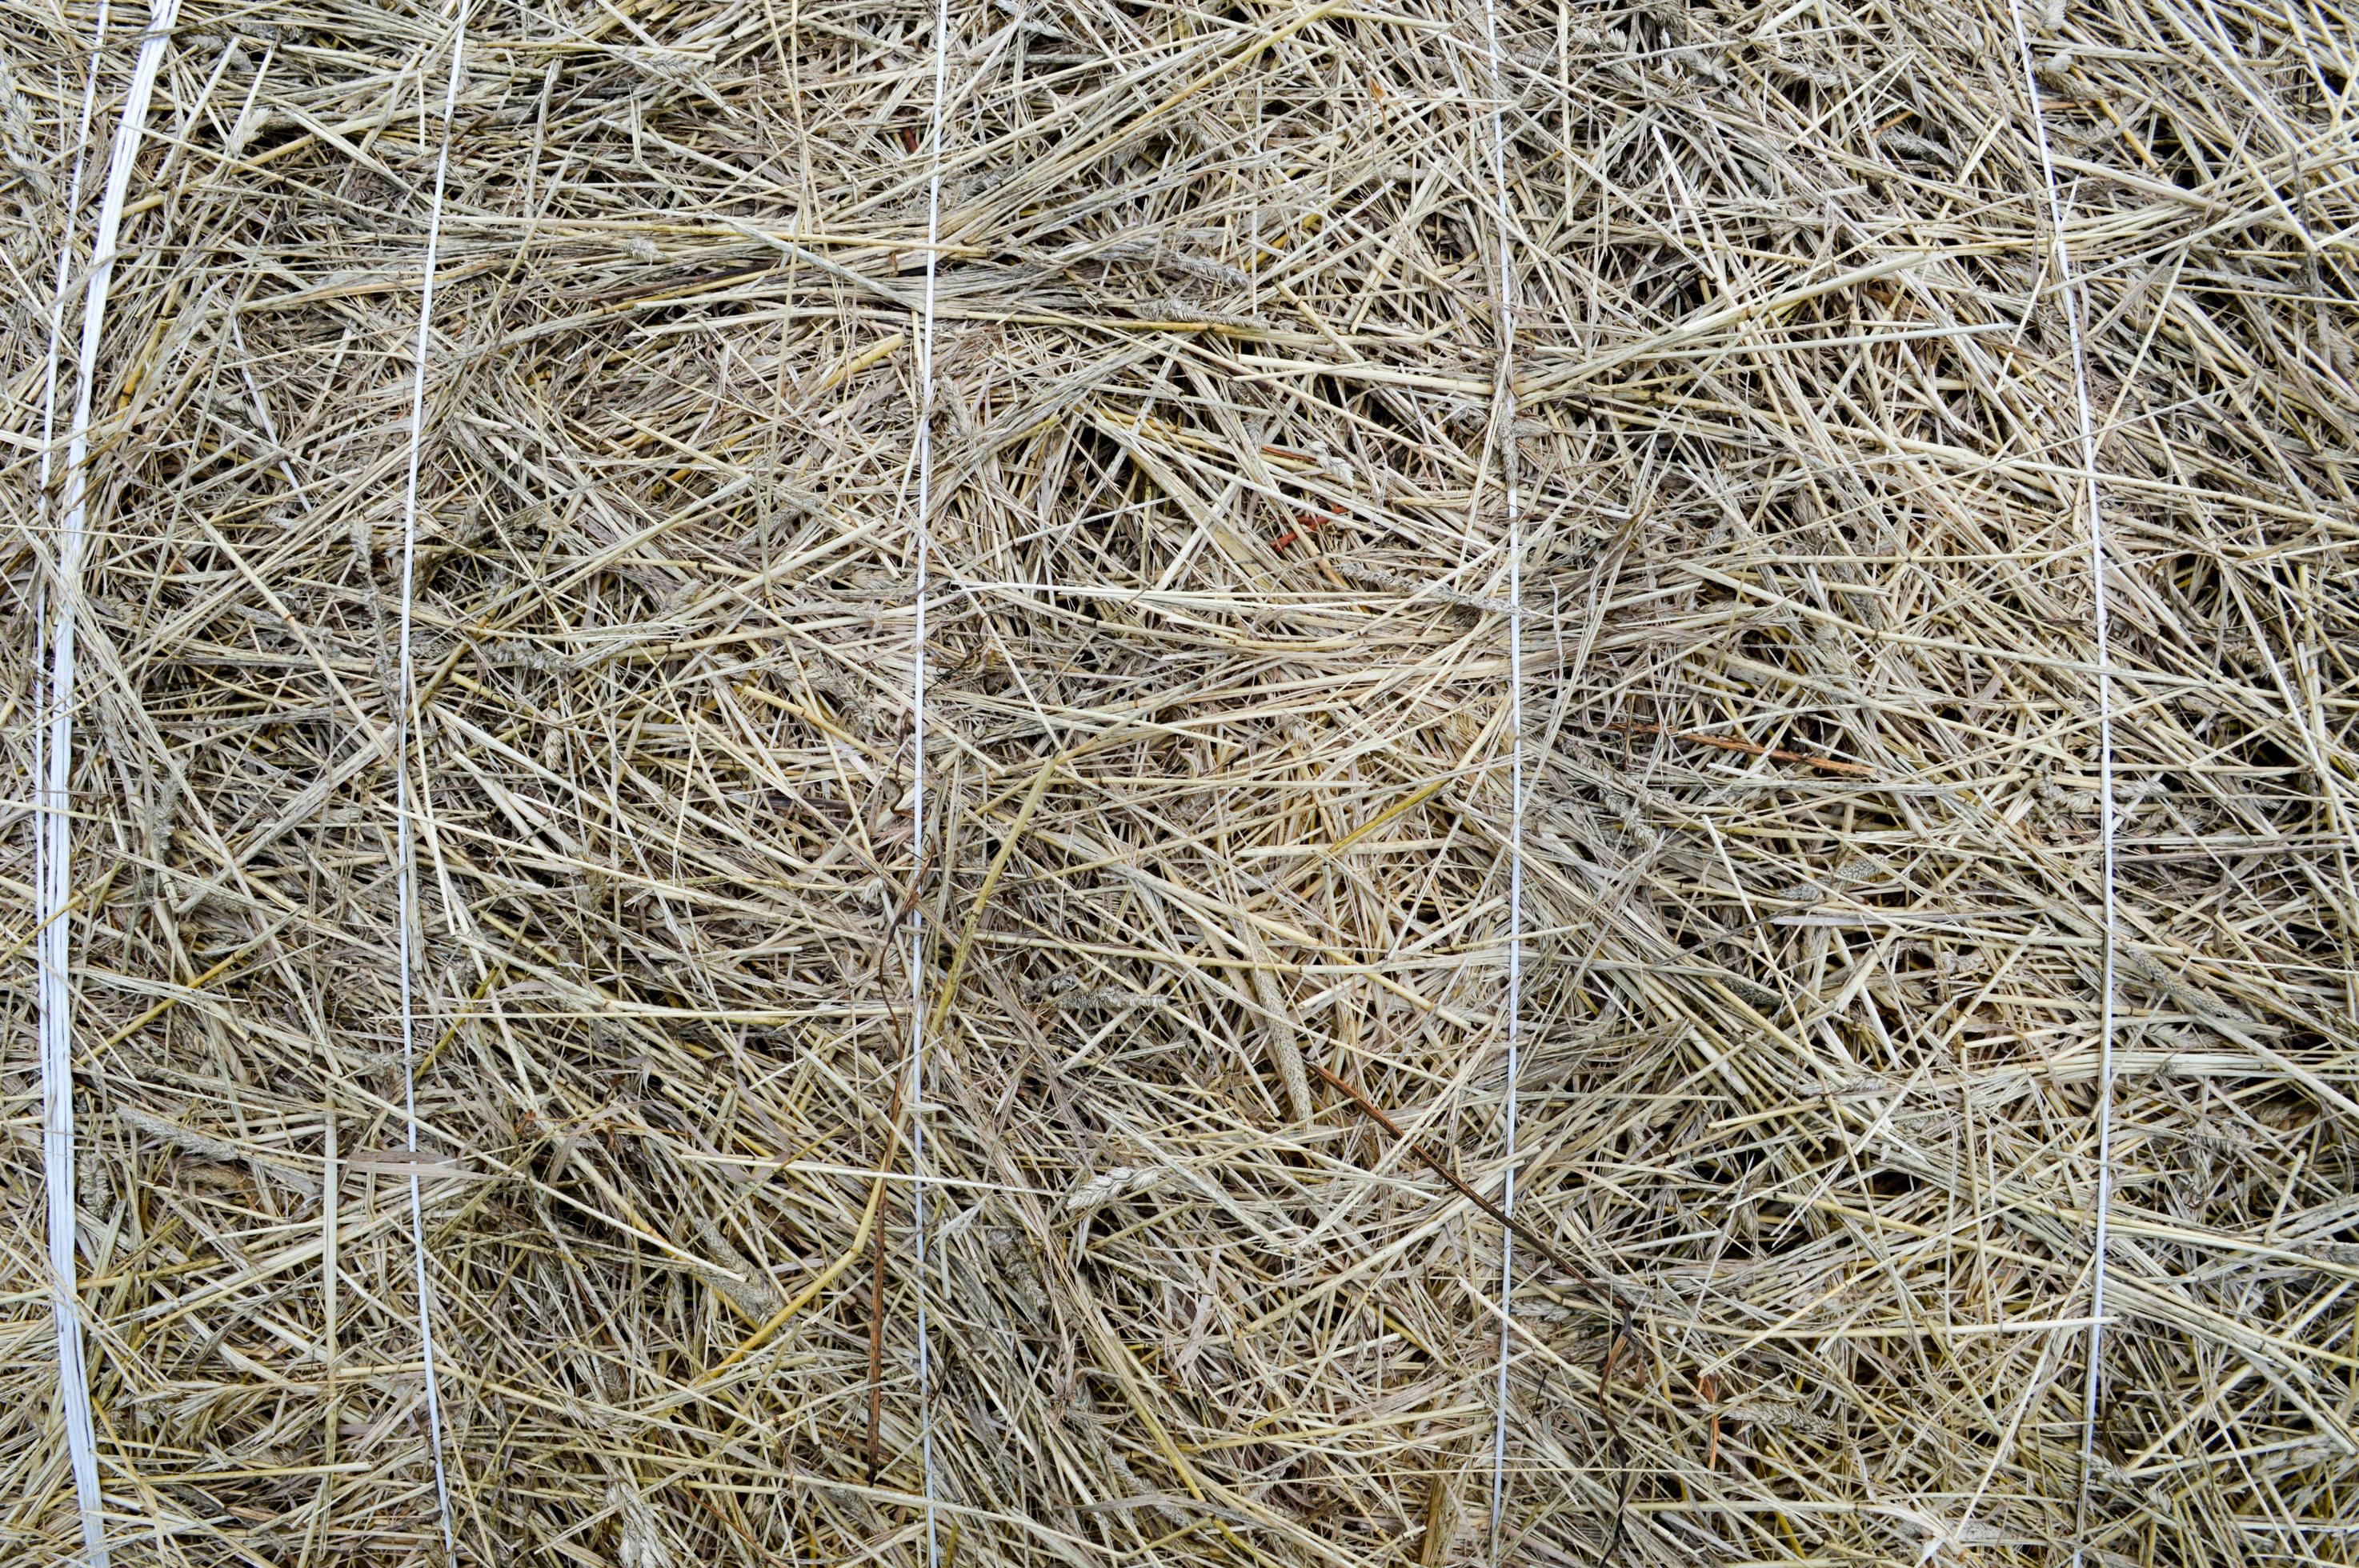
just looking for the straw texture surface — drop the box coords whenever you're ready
[5,0,2357,1562]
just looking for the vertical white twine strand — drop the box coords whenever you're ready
[904,0,951,1562]
[32,0,115,1176]
[394,4,469,1557]
[1476,0,1524,1554]
[40,6,178,1560]
[2001,6,2119,1559]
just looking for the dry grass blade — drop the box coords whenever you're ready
[2,0,2356,1563]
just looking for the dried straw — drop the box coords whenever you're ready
[5,0,2357,1564]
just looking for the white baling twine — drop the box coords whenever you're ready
[1475,0,1525,1554]
[902,0,951,1561]
[2001,5,2120,1558]
[38,6,179,1561]
[394,5,470,1556]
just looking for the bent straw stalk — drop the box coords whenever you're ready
[1,0,2353,1564]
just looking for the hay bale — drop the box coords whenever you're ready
[5,0,2356,1562]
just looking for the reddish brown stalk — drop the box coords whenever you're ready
[1603,720,1874,778]
[864,1070,909,1484]
[1700,1373,1720,1471]
[867,841,929,1483]
[583,260,777,306]
[1308,1058,1617,1307]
